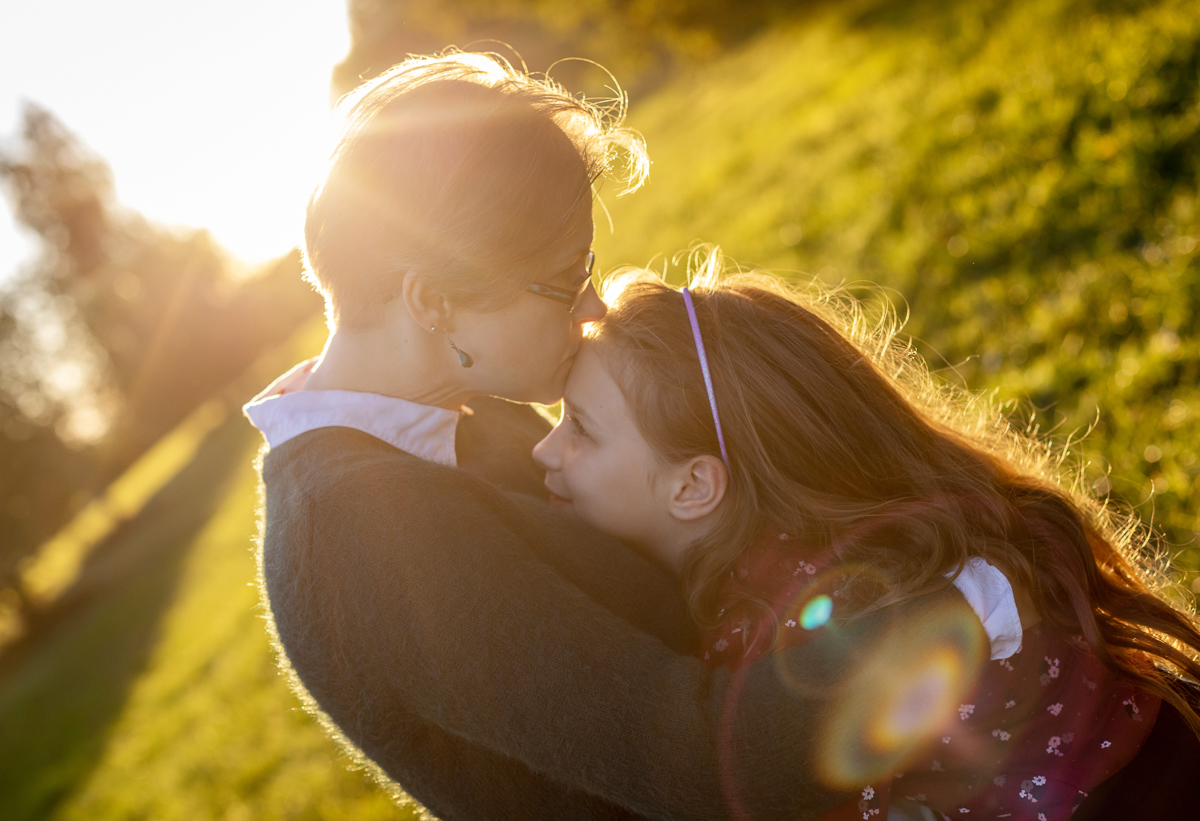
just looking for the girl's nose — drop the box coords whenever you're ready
[532,423,563,471]
[571,281,607,324]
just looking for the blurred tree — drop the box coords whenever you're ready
[332,0,807,97]
[0,105,321,607]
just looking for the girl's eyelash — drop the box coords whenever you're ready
[567,413,586,436]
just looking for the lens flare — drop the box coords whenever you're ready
[770,562,901,700]
[817,598,986,788]
[800,594,833,630]
[871,646,964,747]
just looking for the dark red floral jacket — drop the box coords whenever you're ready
[702,533,1159,821]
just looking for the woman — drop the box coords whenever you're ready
[247,51,934,820]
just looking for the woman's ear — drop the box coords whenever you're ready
[400,271,453,331]
[666,454,728,522]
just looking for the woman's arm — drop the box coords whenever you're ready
[264,428,976,820]
[454,396,555,497]
[457,396,698,652]
[276,654,643,821]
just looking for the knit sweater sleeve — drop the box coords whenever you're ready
[454,396,553,497]
[452,398,699,651]
[263,428,977,821]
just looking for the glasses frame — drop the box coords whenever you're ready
[526,251,596,308]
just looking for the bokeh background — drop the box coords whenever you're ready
[1,0,1197,818]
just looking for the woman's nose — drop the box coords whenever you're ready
[532,424,563,471]
[571,281,607,324]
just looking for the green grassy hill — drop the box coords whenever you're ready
[594,0,1200,577]
[0,326,412,821]
[3,0,1198,818]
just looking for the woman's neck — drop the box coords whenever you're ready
[303,322,473,410]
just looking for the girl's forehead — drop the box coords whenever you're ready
[565,345,630,425]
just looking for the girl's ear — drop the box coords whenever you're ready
[667,454,728,522]
[400,271,454,331]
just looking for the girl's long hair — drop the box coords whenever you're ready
[590,249,1200,735]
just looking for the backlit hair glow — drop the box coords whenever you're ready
[591,247,1200,739]
[304,50,649,328]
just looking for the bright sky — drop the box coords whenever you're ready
[0,0,351,282]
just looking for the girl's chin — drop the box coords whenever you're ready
[547,492,573,508]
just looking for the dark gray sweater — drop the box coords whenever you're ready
[258,401,975,820]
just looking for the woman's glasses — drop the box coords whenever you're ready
[526,251,596,310]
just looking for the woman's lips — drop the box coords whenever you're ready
[547,491,572,508]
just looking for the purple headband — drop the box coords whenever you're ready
[681,287,731,473]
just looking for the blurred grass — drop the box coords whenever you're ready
[16,400,228,613]
[0,320,413,821]
[594,0,1200,582]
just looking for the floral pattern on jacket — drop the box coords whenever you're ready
[701,533,1159,821]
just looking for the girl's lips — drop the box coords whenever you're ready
[547,491,572,508]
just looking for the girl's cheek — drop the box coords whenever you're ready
[560,442,582,481]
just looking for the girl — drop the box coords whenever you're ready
[533,253,1200,820]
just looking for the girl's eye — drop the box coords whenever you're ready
[567,414,586,437]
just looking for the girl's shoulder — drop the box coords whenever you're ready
[702,532,835,669]
[732,531,828,593]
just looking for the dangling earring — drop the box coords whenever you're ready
[445,331,473,368]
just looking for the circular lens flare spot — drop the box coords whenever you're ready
[772,562,900,700]
[817,601,987,788]
[872,647,962,749]
[801,595,833,630]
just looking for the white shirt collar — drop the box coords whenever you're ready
[950,557,1024,660]
[242,358,461,466]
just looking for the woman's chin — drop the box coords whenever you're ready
[529,360,574,405]
[511,377,567,407]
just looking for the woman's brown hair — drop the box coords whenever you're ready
[305,50,648,328]
[590,249,1200,735]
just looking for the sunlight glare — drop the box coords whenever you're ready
[0,1,351,277]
